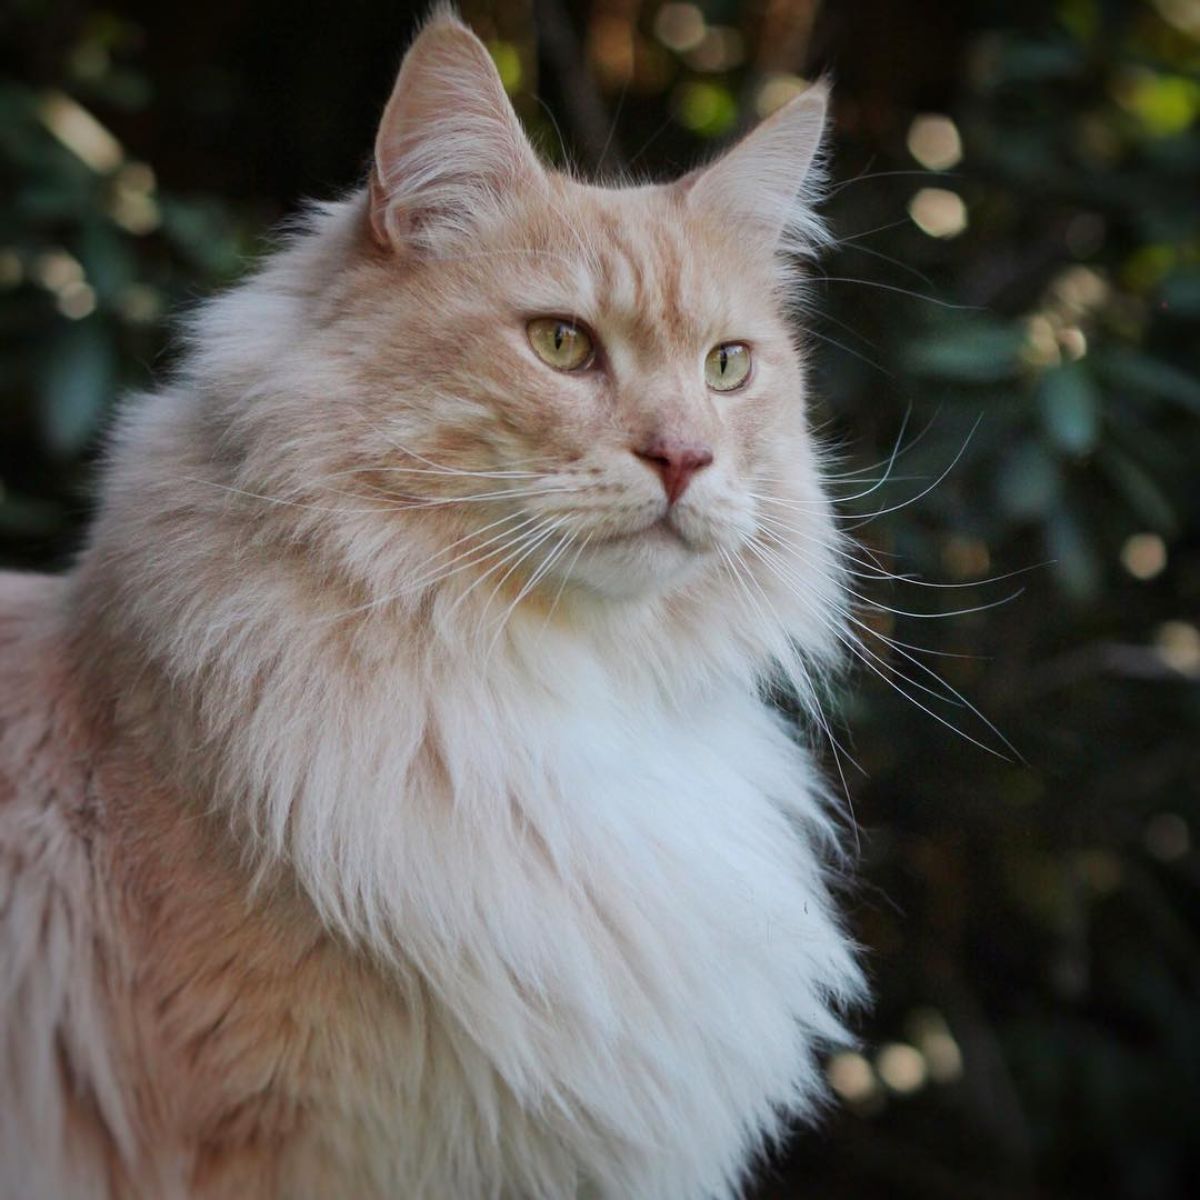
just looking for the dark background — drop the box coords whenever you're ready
[2,1,1199,1197]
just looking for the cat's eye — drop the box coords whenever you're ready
[705,342,752,392]
[527,318,594,372]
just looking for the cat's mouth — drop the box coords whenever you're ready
[591,511,701,552]
[592,511,680,542]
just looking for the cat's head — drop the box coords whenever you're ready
[184,10,841,670]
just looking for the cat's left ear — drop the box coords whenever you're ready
[369,11,543,252]
[684,83,830,256]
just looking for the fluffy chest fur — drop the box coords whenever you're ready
[0,584,856,1199]
[197,658,853,1200]
[247,667,854,1200]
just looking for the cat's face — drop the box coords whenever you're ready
[319,14,833,607]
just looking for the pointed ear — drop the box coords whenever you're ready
[685,83,831,258]
[368,11,543,252]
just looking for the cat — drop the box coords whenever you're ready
[0,8,865,1198]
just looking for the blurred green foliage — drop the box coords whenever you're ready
[2,1,1198,1197]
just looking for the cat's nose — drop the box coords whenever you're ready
[633,438,714,505]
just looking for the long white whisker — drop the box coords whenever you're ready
[813,275,980,312]
[838,418,981,527]
[443,519,559,622]
[540,533,591,636]
[749,539,1017,762]
[473,520,565,646]
[318,513,545,623]
[325,464,549,481]
[718,546,865,826]
[485,528,576,662]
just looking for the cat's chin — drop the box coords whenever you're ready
[556,522,716,601]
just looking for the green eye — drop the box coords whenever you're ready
[528,318,594,372]
[705,342,752,392]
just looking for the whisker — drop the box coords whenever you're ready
[813,275,981,312]
[819,402,939,481]
[540,533,592,635]
[750,541,963,710]
[837,417,980,526]
[182,476,381,515]
[485,527,576,661]
[357,483,586,510]
[843,611,1024,762]
[748,540,1015,762]
[837,239,937,289]
[833,216,912,245]
[759,420,909,507]
[827,168,960,199]
[324,465,549,481]
[317,512,545,623]
[718,546,865,840]
[802,325,893,377]
[474,520,565,646]
[753,510,1047,595]
[844,586,1026,622]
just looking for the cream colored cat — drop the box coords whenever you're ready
[0,9,864,1199]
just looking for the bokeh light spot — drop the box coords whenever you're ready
[1154,621,1200,676]
[1144,812,1190,861]
[487,41,522,94]
[34,250,84,292]
[906,113,963,170]
[37,90,123,173]
[653,3,706,53]
[826,1051,878,1103]
[908,187,968,238]
[56,282,96,320]
[1121,532,1167,580]
[686,27,745,73]
[905,1008,964,1084]
[0,249,22,288]
[673,81,737,136]
[755,74,809,118]
[876,1043,928,1094]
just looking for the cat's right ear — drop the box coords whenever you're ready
[368,11,543,253]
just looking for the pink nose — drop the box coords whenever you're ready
[634,438,714,505]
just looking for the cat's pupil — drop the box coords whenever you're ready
[554,325,566,351]
[719,347,728,374]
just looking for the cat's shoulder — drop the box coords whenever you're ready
[0,570,79,791]
[0,569,100,898]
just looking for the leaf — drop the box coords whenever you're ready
[996,440,1061,520]
[1097,347,1200,416]
[1038,362,1101,455]
[1160,271,1200,318]
[79,216,133,301]
[39,316,115,456]
[1043,505,1100,602]
[991,38,1083,85]
[159,197,242,277]
[1097,447,1178,536]
[903,321,1026,383]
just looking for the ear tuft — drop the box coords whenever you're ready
[685,82,832,263]
[369,9,542,252]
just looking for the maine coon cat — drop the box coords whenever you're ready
[0,9,865,1198]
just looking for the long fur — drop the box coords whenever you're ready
[0,10,864,1198]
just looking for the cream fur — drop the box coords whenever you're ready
[0,10,864,1198]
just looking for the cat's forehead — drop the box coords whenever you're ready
[513,177,775,343]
